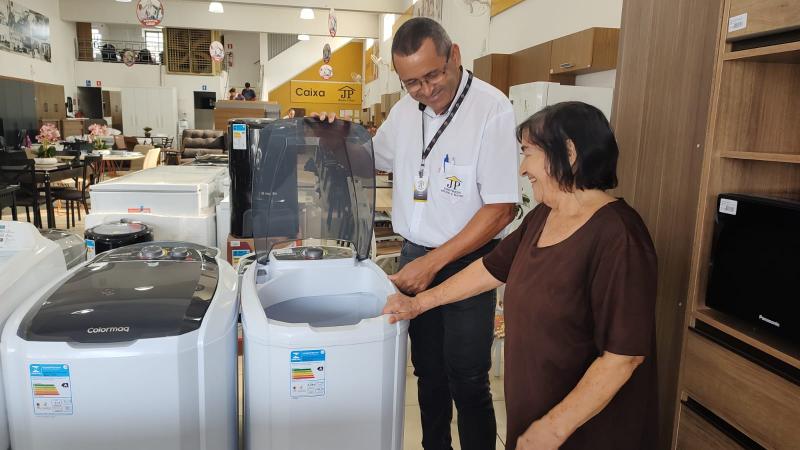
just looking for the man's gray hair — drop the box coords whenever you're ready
[391,17,452,60]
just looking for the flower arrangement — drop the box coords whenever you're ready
[88,123,110,150]
[35,123,61,158]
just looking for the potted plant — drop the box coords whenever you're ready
[34,123,60,165]
[88,123,110,151]
[143,126,153,138]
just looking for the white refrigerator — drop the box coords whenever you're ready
[508,82,614,230]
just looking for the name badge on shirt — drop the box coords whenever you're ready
[413,175,428,202]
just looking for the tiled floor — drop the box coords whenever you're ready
[2,205,509,450]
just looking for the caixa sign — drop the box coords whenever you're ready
[290,80,362,106]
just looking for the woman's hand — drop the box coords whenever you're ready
[516,417,566,450]
[382,291,423,324]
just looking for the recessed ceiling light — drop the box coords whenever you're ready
[297,34,310,41]
[115,0,133,2]
[300,8,314,20]
[209,1,224,13]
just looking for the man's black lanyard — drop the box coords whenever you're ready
[418,70,474,177]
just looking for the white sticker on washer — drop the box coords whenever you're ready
[30,364,73,416]
[728,13,747,32]
[290,349,325,398]
[719,198,738,215]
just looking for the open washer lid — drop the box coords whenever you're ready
[251,118,375,261]
[18,242,220,343]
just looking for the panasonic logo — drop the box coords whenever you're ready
[758,315,780,328]
[87,326,131,334]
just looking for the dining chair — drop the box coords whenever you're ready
[0,154,42,227]
[53,155,102,228]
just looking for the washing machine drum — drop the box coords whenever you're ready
[85,221,153,254]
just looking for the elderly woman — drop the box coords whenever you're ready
[384,101,657,450]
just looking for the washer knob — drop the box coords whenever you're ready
[140,245,164,260]
[169,247,190,260]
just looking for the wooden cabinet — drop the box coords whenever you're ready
[550,28,619,76]
[675,0,800,448]
[473,53,510,95]
[380,92,401,116]
[676,403,744,449]
[62,118,86,138]
[34,82,65,121]
[727,0,800,41]
[610,0,723,447]
[682,331,800,448]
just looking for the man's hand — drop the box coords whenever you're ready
[309,112,338,123]
[516,417,566,450]
[388,255,439,294]
[382,291,422,324]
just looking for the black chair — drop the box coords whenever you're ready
[0,184,20,220]
[0,153,42,227]
[101,43,117,62]
[53,155,101,228]
[137,48,153,64]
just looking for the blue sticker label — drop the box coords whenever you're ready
[290,350,326,398]
[30,364,73,416]
[291,349,325,362]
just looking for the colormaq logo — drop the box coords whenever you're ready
[87,326,131,334]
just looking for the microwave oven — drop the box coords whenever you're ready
[706,193,799,344]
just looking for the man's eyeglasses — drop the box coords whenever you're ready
[400,47,452,94]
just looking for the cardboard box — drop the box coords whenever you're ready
[227,235,255,267]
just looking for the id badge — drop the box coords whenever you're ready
[413,175,428,202]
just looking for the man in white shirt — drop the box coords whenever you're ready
[320,17,518,450]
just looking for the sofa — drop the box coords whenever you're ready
[180,129,226,163]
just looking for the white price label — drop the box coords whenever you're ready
[728,13,747,33]
[719,198,738,215]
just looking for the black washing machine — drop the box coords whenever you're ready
[84,220,154,259]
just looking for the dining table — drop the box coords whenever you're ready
[23,163,83,229]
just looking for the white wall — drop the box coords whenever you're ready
[363,0,490,109]
[487,0,623,55]
[73,62,224,130]
[59,0,379,38]
[0,0,76,98]
[362,13,402,108]
[223,31,261,91]
[262,35,353,96]
[442,0,490,72]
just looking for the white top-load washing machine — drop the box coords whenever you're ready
[1,241,239,450]
[240,118,409,450]
[0,221,67,450]
[86,165,228,247]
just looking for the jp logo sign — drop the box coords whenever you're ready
[338,86,356,101]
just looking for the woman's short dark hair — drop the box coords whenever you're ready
[517,101,618,192]
[228,88,236,93]
[391,17,452,59]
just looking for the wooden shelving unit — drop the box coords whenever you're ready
[675,0,800,447]
[718,151,800,164]
[723,41,800,63]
